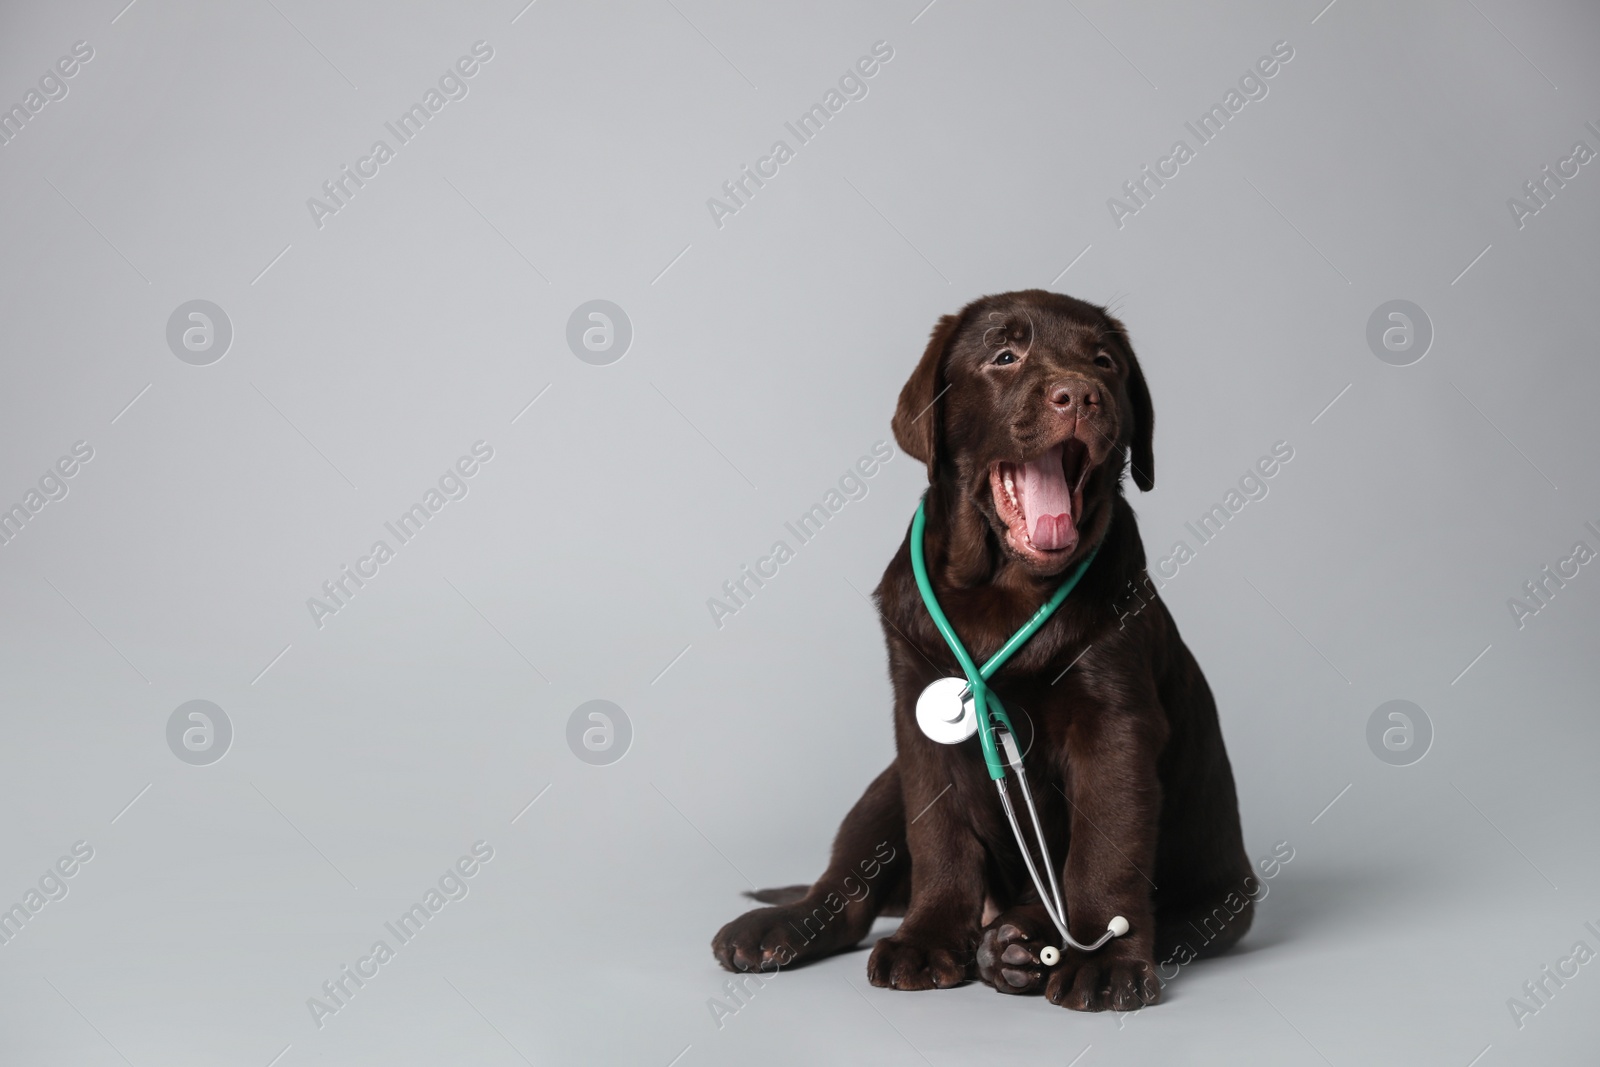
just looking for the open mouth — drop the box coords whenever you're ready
[989,439,1092,564]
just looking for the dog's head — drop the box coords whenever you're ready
[892,290,1154,579]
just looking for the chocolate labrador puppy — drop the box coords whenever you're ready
[713,290,1253,1010]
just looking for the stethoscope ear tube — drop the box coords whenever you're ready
[994,726,1128,955]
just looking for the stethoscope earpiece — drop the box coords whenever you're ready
[1038,916,1127,968]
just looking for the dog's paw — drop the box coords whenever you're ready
[866,935,971,990]
[1044,948,1161,1012]
[975,912,1055,995]
[712,907,806,973]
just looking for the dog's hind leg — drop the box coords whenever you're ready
[712,762,908,972]
[1154,880,1255,966]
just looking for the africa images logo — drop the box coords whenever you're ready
[0,40,94,148]
[705,441,894,628]
[306,442,494,629]
[305,41,495,230]
[1106,40,1295,229]
[306,841,494,1029]
[704,41,895,229]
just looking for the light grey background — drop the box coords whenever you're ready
[1,0,1597,1064]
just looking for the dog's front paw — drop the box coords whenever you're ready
[866,935,971,990]
[712,907,807,973]
[976,908,1056,994]
[1044,945,1161,1012]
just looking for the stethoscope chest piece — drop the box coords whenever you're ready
[916,677,979,745]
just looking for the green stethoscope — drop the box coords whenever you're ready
[909,497,1128,960]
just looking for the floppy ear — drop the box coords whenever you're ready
[1107,317,1155,492]
[892,312,962,482]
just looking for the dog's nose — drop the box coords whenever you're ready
[1048,378,1100,413]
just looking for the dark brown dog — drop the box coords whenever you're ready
[713,290,1253,1010]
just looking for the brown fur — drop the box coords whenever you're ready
[712,291,1252,1010]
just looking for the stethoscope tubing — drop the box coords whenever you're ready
[995,734,1121,953]
[908,496,1126,956]
[909,499,1098,779]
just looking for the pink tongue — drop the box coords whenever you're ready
[1021,445,1075,550]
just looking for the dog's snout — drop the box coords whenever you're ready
[1048,378,1101,414]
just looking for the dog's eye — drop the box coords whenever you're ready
[992,350,1018,366]
[1094,353,1115,370]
